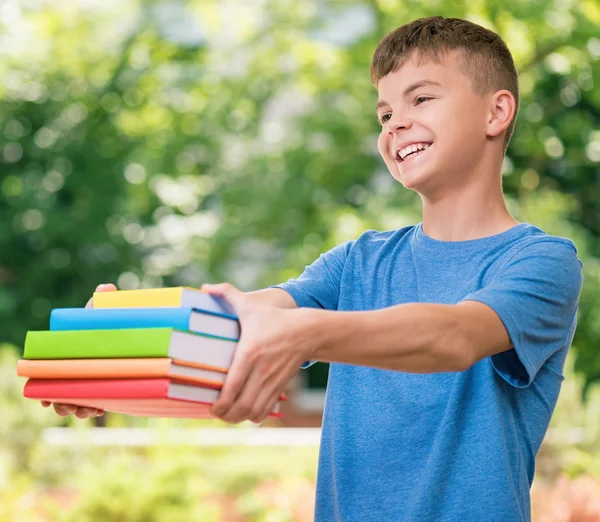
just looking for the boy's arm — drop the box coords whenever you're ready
[302,242,581,376]
[245,288,298,309]
[203,285,507,423]
[204,241,582,423]
[303,300,508,373]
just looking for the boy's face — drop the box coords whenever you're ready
[376,50,490,196]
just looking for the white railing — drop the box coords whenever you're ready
[40,426,588,447]
[42,427,322,446]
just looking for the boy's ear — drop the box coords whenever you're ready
[486,90,516,138]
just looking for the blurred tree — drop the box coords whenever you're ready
[0,0,599,391]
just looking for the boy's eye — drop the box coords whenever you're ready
[379,98,432,124]
[379,113,391,124]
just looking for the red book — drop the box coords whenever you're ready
[24,378,282,418]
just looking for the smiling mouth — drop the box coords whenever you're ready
[394,143,433,164]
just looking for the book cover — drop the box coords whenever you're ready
[24,328,237,369]
[92,287,235,316]
[50,307,240,340]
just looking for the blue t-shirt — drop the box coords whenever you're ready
[274,222,583,522]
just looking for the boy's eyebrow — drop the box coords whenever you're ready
[376,79,443,110]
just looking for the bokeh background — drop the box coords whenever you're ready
[1,0,600,520]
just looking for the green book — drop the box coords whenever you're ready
[23,328,237,369]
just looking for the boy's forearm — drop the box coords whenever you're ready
[300,304,473,373]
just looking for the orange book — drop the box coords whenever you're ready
[17,358,228,388]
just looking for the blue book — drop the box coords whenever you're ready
[50,307,240,341]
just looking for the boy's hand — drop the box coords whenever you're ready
[41,283,117,418]
[202,283,314,424]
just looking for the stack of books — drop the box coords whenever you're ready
[18,287,283,418]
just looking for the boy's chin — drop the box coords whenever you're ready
[390,168,434,193]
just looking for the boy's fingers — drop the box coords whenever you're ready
[201,283,247,315]
[83,407,102,417]
[53,403,77,416]
[75,408,98,419]
[96,283,117,292]
[43,401,103,418]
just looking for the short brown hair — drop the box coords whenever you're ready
[371,16,519,152]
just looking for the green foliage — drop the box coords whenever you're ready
[537,351,600,481]
[34,444,318,522]
[0,345,66,477]
[0,472,42,522]
[0,1,599,391]
[52,451,218,522]
[0,340,318,522]
[0,339,320,521]
[0,342,320,521]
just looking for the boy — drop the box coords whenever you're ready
[47,17,582,522]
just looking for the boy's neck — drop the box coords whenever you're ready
[420,175,519,242]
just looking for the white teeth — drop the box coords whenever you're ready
[398,142,431,161]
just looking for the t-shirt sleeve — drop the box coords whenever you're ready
[461,239,583,388]
[271,240,354,369]
[271,240,353,311]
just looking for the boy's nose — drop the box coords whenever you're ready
[386,114,413,134]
